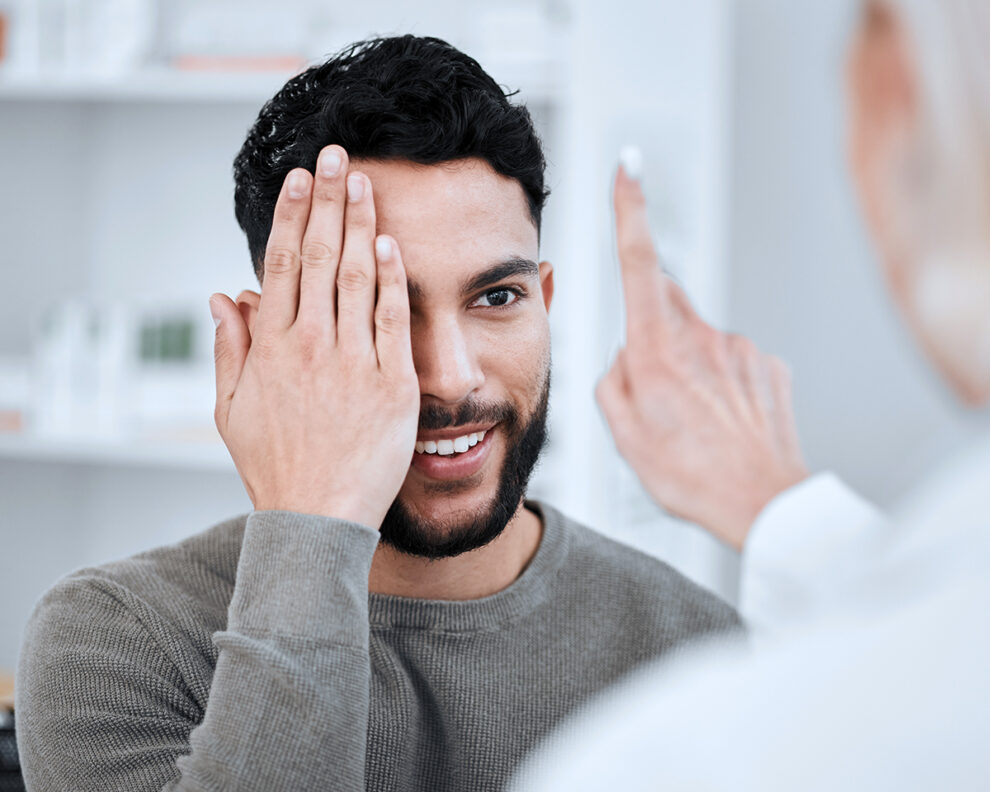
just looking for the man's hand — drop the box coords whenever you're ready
[209,146,420,529]
[596,167,809,551]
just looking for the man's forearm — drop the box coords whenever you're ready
[173,511,380,791]
[16,512,379,792]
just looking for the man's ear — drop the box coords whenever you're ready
[539,261,554,312]
[236,290,261,335]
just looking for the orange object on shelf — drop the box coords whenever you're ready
[0,671,13,712]
[0,12,7,64]
[0,411,23,434]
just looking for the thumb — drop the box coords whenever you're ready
[210,293,250,431]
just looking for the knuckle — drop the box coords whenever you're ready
[378,265,405,290]
[728,333,757,361]
[705,333,731,370]
[693,323,720,352]
[337,264,372,293]
[312,179,341,202]
[294,323,326,359]
[618,238,658,265]
[300,240,337,267]
[253,336,280,362]
[375,303,406,331]
[338,342,369,367]
[264,247,299,275]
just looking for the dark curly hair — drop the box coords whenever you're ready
[233,35,549,278]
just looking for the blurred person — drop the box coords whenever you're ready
[511,1,990,789]
[14,36,739,792]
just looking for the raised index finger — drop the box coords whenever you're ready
[613,166,686,344]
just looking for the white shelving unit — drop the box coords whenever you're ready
[0,0,738,672]
[0,57,563,103]
[0,431,232,471]
[0,69,292,102]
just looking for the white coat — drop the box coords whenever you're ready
[511,439,990,790]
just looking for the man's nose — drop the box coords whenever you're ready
[413,317,485,405]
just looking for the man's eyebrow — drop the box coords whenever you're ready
[461,258,540,295]
[405,257,540,303]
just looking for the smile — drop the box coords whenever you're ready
[415,430,488,456]
[410,426,496,481]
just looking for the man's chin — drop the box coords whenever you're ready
[401,476,495,519]
[378,489,513,560]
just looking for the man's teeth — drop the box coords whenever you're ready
[415,430,487,456]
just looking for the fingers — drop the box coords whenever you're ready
[726,334,770,421]
[210,293,251,432]
[335,171,377,350]
[257,168,313,333]
[767,356,801,446]
[297,146,348,334]
[373,235,414,375]
[613,168,681,344]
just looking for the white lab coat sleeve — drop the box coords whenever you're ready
[739,472,891,635]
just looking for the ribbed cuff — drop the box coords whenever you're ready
[228,510,380,646]
[740,472,889,633]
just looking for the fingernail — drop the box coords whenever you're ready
[320,149,342,177]
[619,145,643,181]
[347,173,365,202]
[375,236,392,260]
[287,171,307,199]
[209,297,222,328]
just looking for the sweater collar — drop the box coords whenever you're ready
[367,500,570,632]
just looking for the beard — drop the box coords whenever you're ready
[378,370,550,560]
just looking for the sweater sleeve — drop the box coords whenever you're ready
[739,472,890,636]
[15,511,379,792]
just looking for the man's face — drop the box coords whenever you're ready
[356,158,554,558]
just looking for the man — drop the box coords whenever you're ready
[16,36,738,792]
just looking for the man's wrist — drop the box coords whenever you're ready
[253,498,383,530]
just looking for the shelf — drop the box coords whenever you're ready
[0,58,563,104]
[0,429,236,472]
[0,68,294,103]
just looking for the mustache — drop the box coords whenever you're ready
[418,399,517,432]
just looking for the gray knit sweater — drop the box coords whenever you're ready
[16,501,739,792]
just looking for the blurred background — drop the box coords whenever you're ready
[0,0,984,675]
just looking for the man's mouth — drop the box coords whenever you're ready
[414,429,488,457]
[409,425,496,481]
